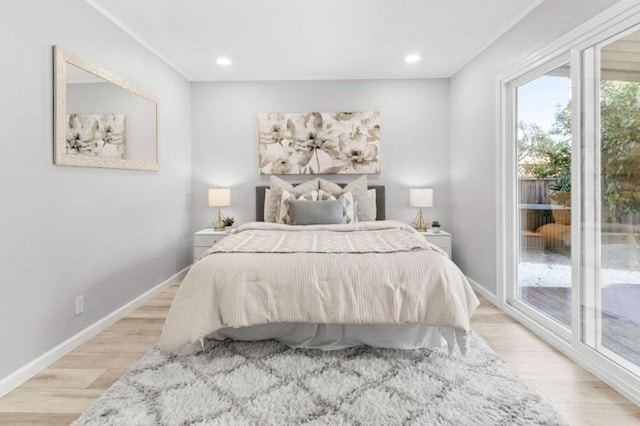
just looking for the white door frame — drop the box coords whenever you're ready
[495,0,640,407]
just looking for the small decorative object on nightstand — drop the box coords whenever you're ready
[431,220,441,233]
[209,188,231,231]
[410,188,433,232]
[222,216,235,233]
[193,229,229,263]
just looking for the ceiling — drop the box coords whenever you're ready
[87,0,544,82]
[603,30,640,81]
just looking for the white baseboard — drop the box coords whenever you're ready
[466,276,499,305]
[0,266,189,399]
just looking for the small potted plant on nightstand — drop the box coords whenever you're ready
[222,216,235,233]
[431,220,441,233]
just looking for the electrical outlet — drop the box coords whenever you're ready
[75,295,84,316]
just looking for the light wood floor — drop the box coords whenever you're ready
[1,281,639,425]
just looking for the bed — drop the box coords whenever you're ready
[160,183,479,354]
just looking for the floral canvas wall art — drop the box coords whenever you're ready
[258,111,380,174]
[66,113,126,159]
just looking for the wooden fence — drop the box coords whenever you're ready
[519,177,555,204]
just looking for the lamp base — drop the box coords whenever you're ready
[414,210,428,232]
[213,209,225,231]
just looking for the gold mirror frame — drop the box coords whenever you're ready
[53,46,160,171]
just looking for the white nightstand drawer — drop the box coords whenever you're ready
[194,234,226,247]
[417,230,452,257]
[193,246,211,259]
[424,235,451,249]
[193,229,229,264]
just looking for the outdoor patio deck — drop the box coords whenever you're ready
[521,286,640,367]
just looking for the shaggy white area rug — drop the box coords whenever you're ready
[74,332,566,425]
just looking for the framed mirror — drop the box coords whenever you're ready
[53,46,159,171]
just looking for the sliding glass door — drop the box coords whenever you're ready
[502,6,640,402]
[512,59,573,334]
[582,27,640,372]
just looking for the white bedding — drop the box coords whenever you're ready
[210,323,468,353]
[160,221,479,353]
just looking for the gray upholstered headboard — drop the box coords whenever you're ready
[256,185,386,221]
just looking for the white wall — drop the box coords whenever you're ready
[191,79,450,230]
[0,1,192,381]
[448,0,622,294]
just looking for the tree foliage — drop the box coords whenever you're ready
[600,80,640,217]
[519,80,640,217]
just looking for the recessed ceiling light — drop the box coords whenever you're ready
[216,57,232,66]
[405,54,421,64]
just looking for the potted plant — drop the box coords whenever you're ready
[431,220,441,233]
[519,128,571,225]
[222,216,235,233]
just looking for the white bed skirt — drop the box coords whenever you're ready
[208,323,470,354]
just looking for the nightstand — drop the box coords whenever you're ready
[193,229,229,263]
[417,230,452,257]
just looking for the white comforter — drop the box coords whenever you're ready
[160,221,479,353]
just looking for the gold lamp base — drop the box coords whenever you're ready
[414,209,428,232]
[213,208,225,231]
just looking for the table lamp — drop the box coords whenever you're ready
[410,188,433,232]
[209,188,231,231]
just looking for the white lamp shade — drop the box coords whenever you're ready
[208,188,231,207]
[410,188,433,207]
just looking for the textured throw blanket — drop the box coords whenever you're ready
[202,221,446,255]
[161,221,479,353]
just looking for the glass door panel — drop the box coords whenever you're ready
[589,30,640,368]
[515,64,572,328]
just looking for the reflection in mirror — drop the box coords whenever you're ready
[54,47,159,170]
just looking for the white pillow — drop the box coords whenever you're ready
[264,188,271,222]
[276,190,294,224]
[367,188,377,220]
[266,176,319,222]
[340,191,357,224]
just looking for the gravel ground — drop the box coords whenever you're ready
[519,262,640,287]
[519,245,640,288]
